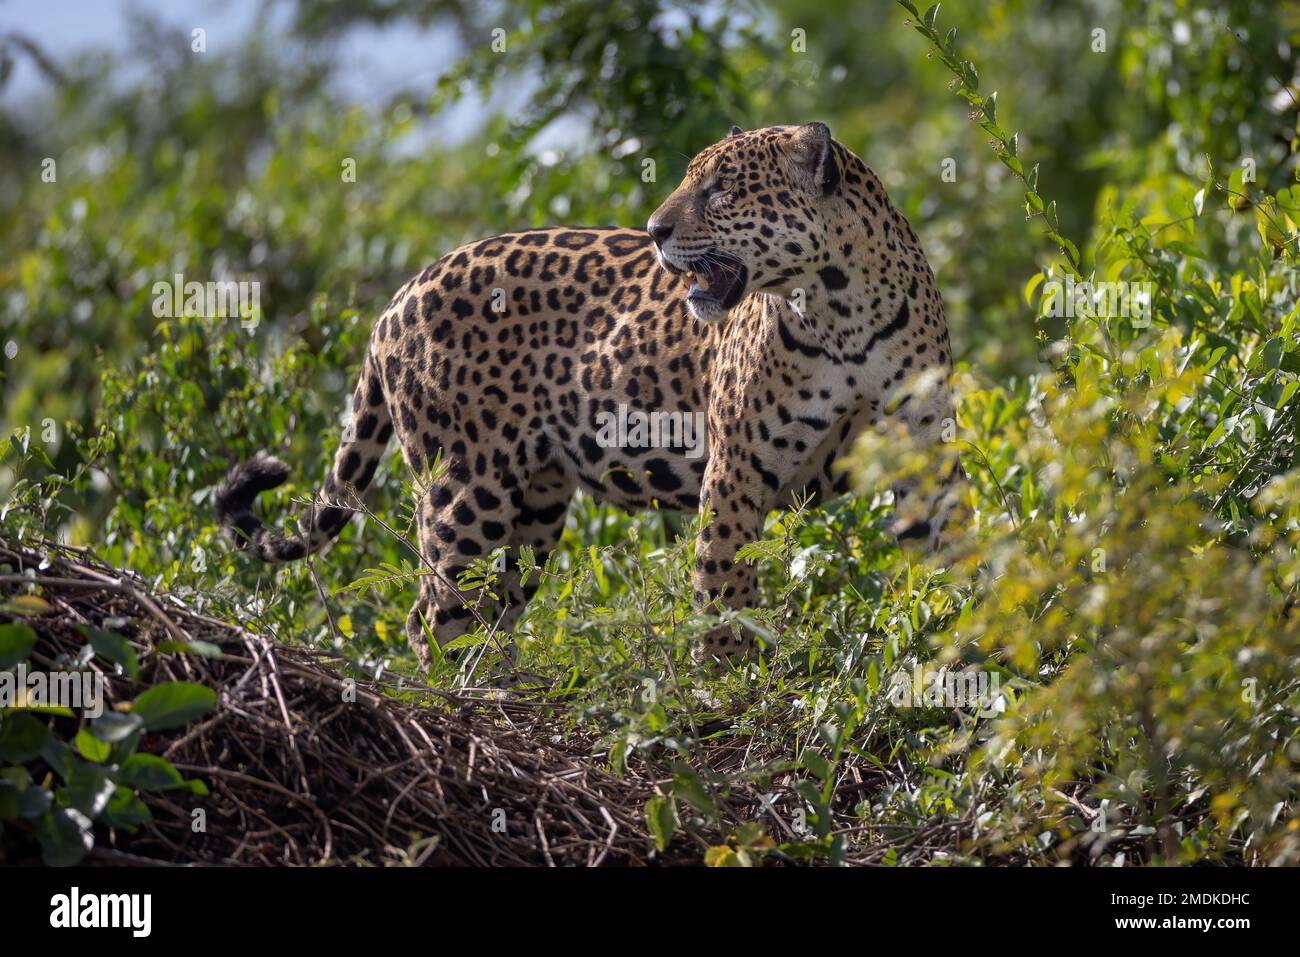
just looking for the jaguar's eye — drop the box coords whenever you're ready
[714,177,735,194]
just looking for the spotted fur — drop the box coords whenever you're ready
[217,123,963,669]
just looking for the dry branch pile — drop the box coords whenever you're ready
[0,538,683,866]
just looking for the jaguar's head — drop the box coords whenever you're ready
[647,122,843,323]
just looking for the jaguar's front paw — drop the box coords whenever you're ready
[405,607,434,674]
[692,625,757,669]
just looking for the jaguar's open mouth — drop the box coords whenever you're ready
[686,254,748,312]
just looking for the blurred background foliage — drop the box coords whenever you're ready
[2,0,1300,864]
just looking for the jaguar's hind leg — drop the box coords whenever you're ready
[496,464,574,634]
[404,474,519,669]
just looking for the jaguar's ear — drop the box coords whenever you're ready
[788,121,840,196]
[729,124,744,137]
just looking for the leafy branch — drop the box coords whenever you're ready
[896,1,1082,277]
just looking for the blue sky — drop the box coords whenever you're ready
[1,0,463,113]
[1,1,609,154]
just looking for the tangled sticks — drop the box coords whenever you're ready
[0,540,669,866]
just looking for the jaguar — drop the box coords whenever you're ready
[217,122,963,669]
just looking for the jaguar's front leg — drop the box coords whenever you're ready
[691,443,780,664]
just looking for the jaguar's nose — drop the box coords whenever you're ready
[647,219,674,245]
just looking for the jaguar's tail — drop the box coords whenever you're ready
[216,349,393,563]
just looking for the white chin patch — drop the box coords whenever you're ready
[687,297,727,323]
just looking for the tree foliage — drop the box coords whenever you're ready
[1,0,1298,864]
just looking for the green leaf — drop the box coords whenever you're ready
[128,681,216,730]
[777,841,824,861]
[705,844,741,867]
[0,595,52,617]
[154,639,223,658]
[0,623,36,669]
[1260,337,1284,371]
[40,735,72,780]
[0,712,53,762]
[672,761,718,816]
[801,749,833,781]
[38,807,94,867]
[645,796,677,853]
[91,710,144,744]
[0,767,28,820]
[74,728,112,763]
[1024,271,1046,307]
[103,785,152,831]
[923,3,940,30]
[19,785,53,819]
[65,760,116,817]
[1276,186,1300,218]
[83,626,139,679]
[118,753,187,791]
[0,767,52,820]
[1276,380,1299,412]
[1227,166,1247,209]
[792,779,825,813]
